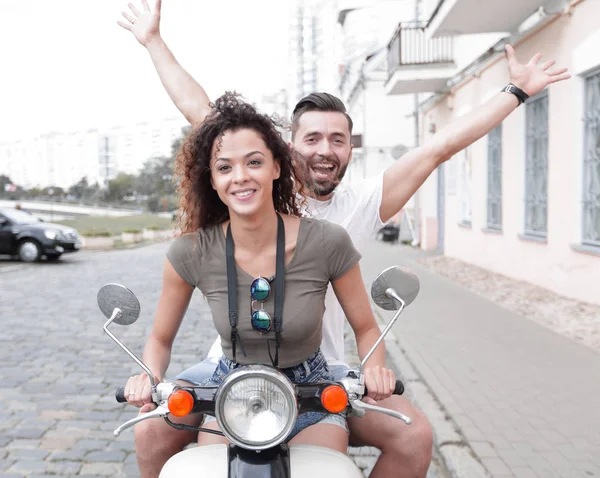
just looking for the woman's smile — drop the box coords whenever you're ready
[230,188,257,201]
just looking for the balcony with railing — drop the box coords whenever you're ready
[385,22,456,95]
[427,0,556,38]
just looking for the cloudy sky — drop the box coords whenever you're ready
[0,0,291,141]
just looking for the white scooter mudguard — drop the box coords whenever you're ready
[159,443,363,478]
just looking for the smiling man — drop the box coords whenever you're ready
[117,1,570,477]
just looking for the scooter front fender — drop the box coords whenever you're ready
[159,443,363,478]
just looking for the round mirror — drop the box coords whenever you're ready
[371,266,420,311]
[97,283,141,325]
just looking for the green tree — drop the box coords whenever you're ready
[26,187,43,198]
[68,176,89,199]
[105,173,136,203]
[0,174,15,197]
[136,127,189,211]
[42,186,65,197]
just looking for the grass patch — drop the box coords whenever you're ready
[57,214,174,236]
[84,229,112,237]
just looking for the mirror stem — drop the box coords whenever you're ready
[385,287,404,304]
[359,290,406,379]
[103,309,158,395]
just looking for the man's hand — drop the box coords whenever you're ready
[505,44,570,97]
[117,0,162,48]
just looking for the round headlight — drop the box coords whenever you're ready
[215,365,297,450]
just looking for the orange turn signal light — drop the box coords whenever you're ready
[168,389,194,417]
[321,385,348,413]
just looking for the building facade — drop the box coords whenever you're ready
[338,2,417,185]
[404,0,600,305]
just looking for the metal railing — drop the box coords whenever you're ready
[387,22,454,78]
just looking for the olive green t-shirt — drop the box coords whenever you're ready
[166,217,361,368]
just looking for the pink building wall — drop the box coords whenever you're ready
[420,0,600,305]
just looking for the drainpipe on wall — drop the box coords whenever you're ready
[361,76,368,180]
[412,92,421,247]
[411,0,421,247]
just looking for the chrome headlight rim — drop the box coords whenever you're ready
[215,365,298,450]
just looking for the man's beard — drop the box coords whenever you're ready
[293,151,348,198]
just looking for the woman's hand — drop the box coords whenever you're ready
[117,0,162,48]
[124,373,157,412]
[363,365,396,403]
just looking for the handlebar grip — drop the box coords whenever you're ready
[115,387,127,403]
[364,379,405,396]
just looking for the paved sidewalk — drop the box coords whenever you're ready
[359,241,600,478]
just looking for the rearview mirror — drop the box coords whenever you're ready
[97,283,141,325]
[371,266,420,310]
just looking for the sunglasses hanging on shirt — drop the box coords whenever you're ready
[225,214,285,367]
[250,276,275,333]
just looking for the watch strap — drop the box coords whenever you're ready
[502,83,529,105]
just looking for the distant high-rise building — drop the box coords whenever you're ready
[0,117,187,189]
[287,0,342,114]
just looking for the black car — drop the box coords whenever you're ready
[0,208,82,262]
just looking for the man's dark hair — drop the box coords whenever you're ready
[291,92,353,139]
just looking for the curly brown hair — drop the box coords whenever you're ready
[174,92,305,233]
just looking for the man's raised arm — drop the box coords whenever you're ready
[118,0,211,126]
[378,44,570,223]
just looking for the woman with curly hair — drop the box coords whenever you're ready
[124,92,396,475]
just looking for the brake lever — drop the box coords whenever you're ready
[113,404,169,437]
[350,399,412,425]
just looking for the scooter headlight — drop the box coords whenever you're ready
[215,365,297,450]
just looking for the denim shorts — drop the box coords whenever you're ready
[172,350,348,440]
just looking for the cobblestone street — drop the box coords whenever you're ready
[0,244,221,477]
[0,242,447,477]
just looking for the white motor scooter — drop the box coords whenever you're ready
[98,265,420,477]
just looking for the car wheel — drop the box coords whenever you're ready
[18,240,42,262]
[46,253,62,261]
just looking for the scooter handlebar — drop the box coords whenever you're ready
[364,379,404,396]
[115,378,404,405]
[115,387,127,403]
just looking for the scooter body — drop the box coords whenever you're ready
[159,444,363,478]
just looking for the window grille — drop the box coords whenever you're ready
[583,70,600,246]
[487,125,503,230]
[525,92,549,237]
[458,147,472,225]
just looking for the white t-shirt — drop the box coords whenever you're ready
[206,174,385,366]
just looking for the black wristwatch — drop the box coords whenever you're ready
[502,83,529,105]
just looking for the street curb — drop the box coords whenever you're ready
[0,264,25,273]
[373,305,491,478]
[81,235,175,251]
